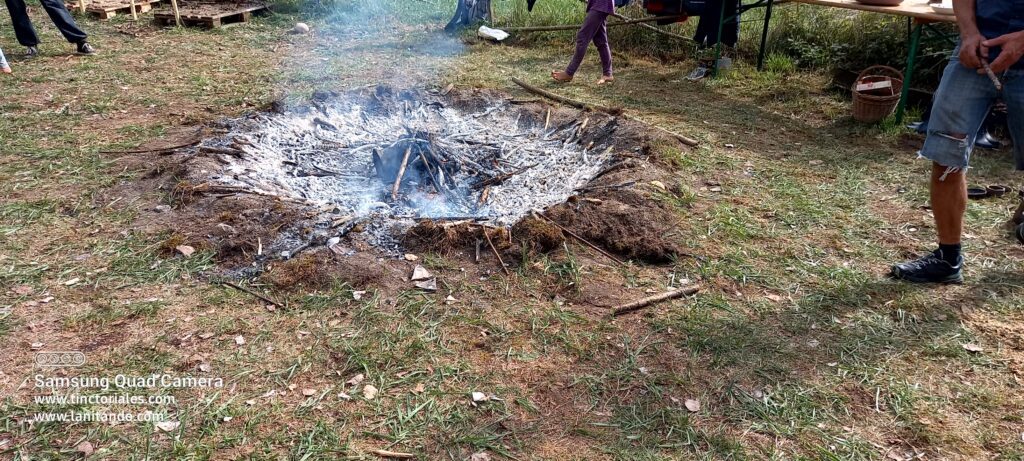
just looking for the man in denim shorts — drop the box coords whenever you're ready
[891,0,1023,284]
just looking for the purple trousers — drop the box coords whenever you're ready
[566,9,613,77]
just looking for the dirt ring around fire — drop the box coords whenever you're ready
[126,86,693,288]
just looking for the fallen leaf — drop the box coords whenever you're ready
[414,279,437,292]
[346,374,365,386]
[30,342,43,350]
[234,335,246,346]
[404,254,419,261]
[75,441,94,456]
[469,452,492,461]
[649,180,667,191]
[63,278,80,286]
[222,416,233,422]
[362,384,379,400]
[245,399,256,406]
[352,290,366,301]
[411,265,432,281]
[338,392,352,400]
[413,383,426,394]
[471,391,488,402]
[809,159,824,166]
[156,421,180,432]
[765,294,782,302]
[176,245,195,257]
[198,363,211,372]
[684,399,700,412]
[445,295,457,305]
[963,343,984,353]
[302,388,316,397]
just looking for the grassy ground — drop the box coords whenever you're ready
[2,1,1024,460]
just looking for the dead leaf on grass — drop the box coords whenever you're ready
[684,399,700,412]
[362,384,379,400]
[234,335,246,346]
[469,452,492,461]
[302,388,316,397]
[156,421,180,432]
[75,441,94,456]
[963,343,984,353]
[176,245,195,257]
[346,374,365,386]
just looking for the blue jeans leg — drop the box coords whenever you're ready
[920,57,999,172]
[1002,70,1024,171]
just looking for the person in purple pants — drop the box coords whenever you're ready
[552,0,614,84]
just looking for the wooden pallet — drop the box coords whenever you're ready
[65,0,160,19]
[153,2,266,28]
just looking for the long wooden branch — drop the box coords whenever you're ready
[611,286,700,316]
[506,15,684,32]
[511,78,699,146]
[511,77,622,115]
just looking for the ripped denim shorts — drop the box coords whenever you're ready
[920,48,1023,172]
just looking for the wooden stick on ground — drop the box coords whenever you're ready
[622,114,699,147]
[512,77,622,115]
[505,15,684,32]
[78,0,86,14]
[511,78,698,146]
[391,146,413,201]
[611,286,700,316]
[129,0,138,20]
[370,448,415,459]
[221,281,284,309]
[99,139,200,155]
[534,212,624,266]
[482,228,511,276]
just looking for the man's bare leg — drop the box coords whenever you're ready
[932,162,967,245]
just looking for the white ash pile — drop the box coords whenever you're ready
[191,87,621,255]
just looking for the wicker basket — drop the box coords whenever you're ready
[852,65,903,123]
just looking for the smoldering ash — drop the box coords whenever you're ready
[193,87,619,255]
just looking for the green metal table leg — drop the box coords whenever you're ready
[895,21,922,123]
[712,0,728,78]
[757,0,775,70]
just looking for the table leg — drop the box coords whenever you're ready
[712,0,728,78]
[756,0,775,70]
[895,21,922,123]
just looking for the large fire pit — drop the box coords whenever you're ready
[186,87,624,255]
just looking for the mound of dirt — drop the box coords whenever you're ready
[545,189,683,264]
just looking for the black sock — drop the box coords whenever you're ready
[939,243,962,265]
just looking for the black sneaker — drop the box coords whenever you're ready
[891,250,964,284]
[24,46,39,58]
[76,42,96,55]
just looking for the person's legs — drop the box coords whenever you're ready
[892,54,997,283]
[5,0,41,48]
[37,0,88,44]
[591,12,612,79]
[565,9,606,77]
[1002,70,1024,172]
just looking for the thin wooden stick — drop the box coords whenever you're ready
[512,77,622,115]
[513,78,698,147]
[506,15,685,32]
[621,114,699,147]
[575,0,694,42]
[370,448,415,459]
[78,0,86,14]
[611,286,700,316]
[129,0,138,20]
[544,108,551,130]
[99,140,200,155]
[221,281,284,309]
[482,228,511,276]
[391,146,412,201]
[534,212,624,266]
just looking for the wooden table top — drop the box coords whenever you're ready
[788,0,957,23]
